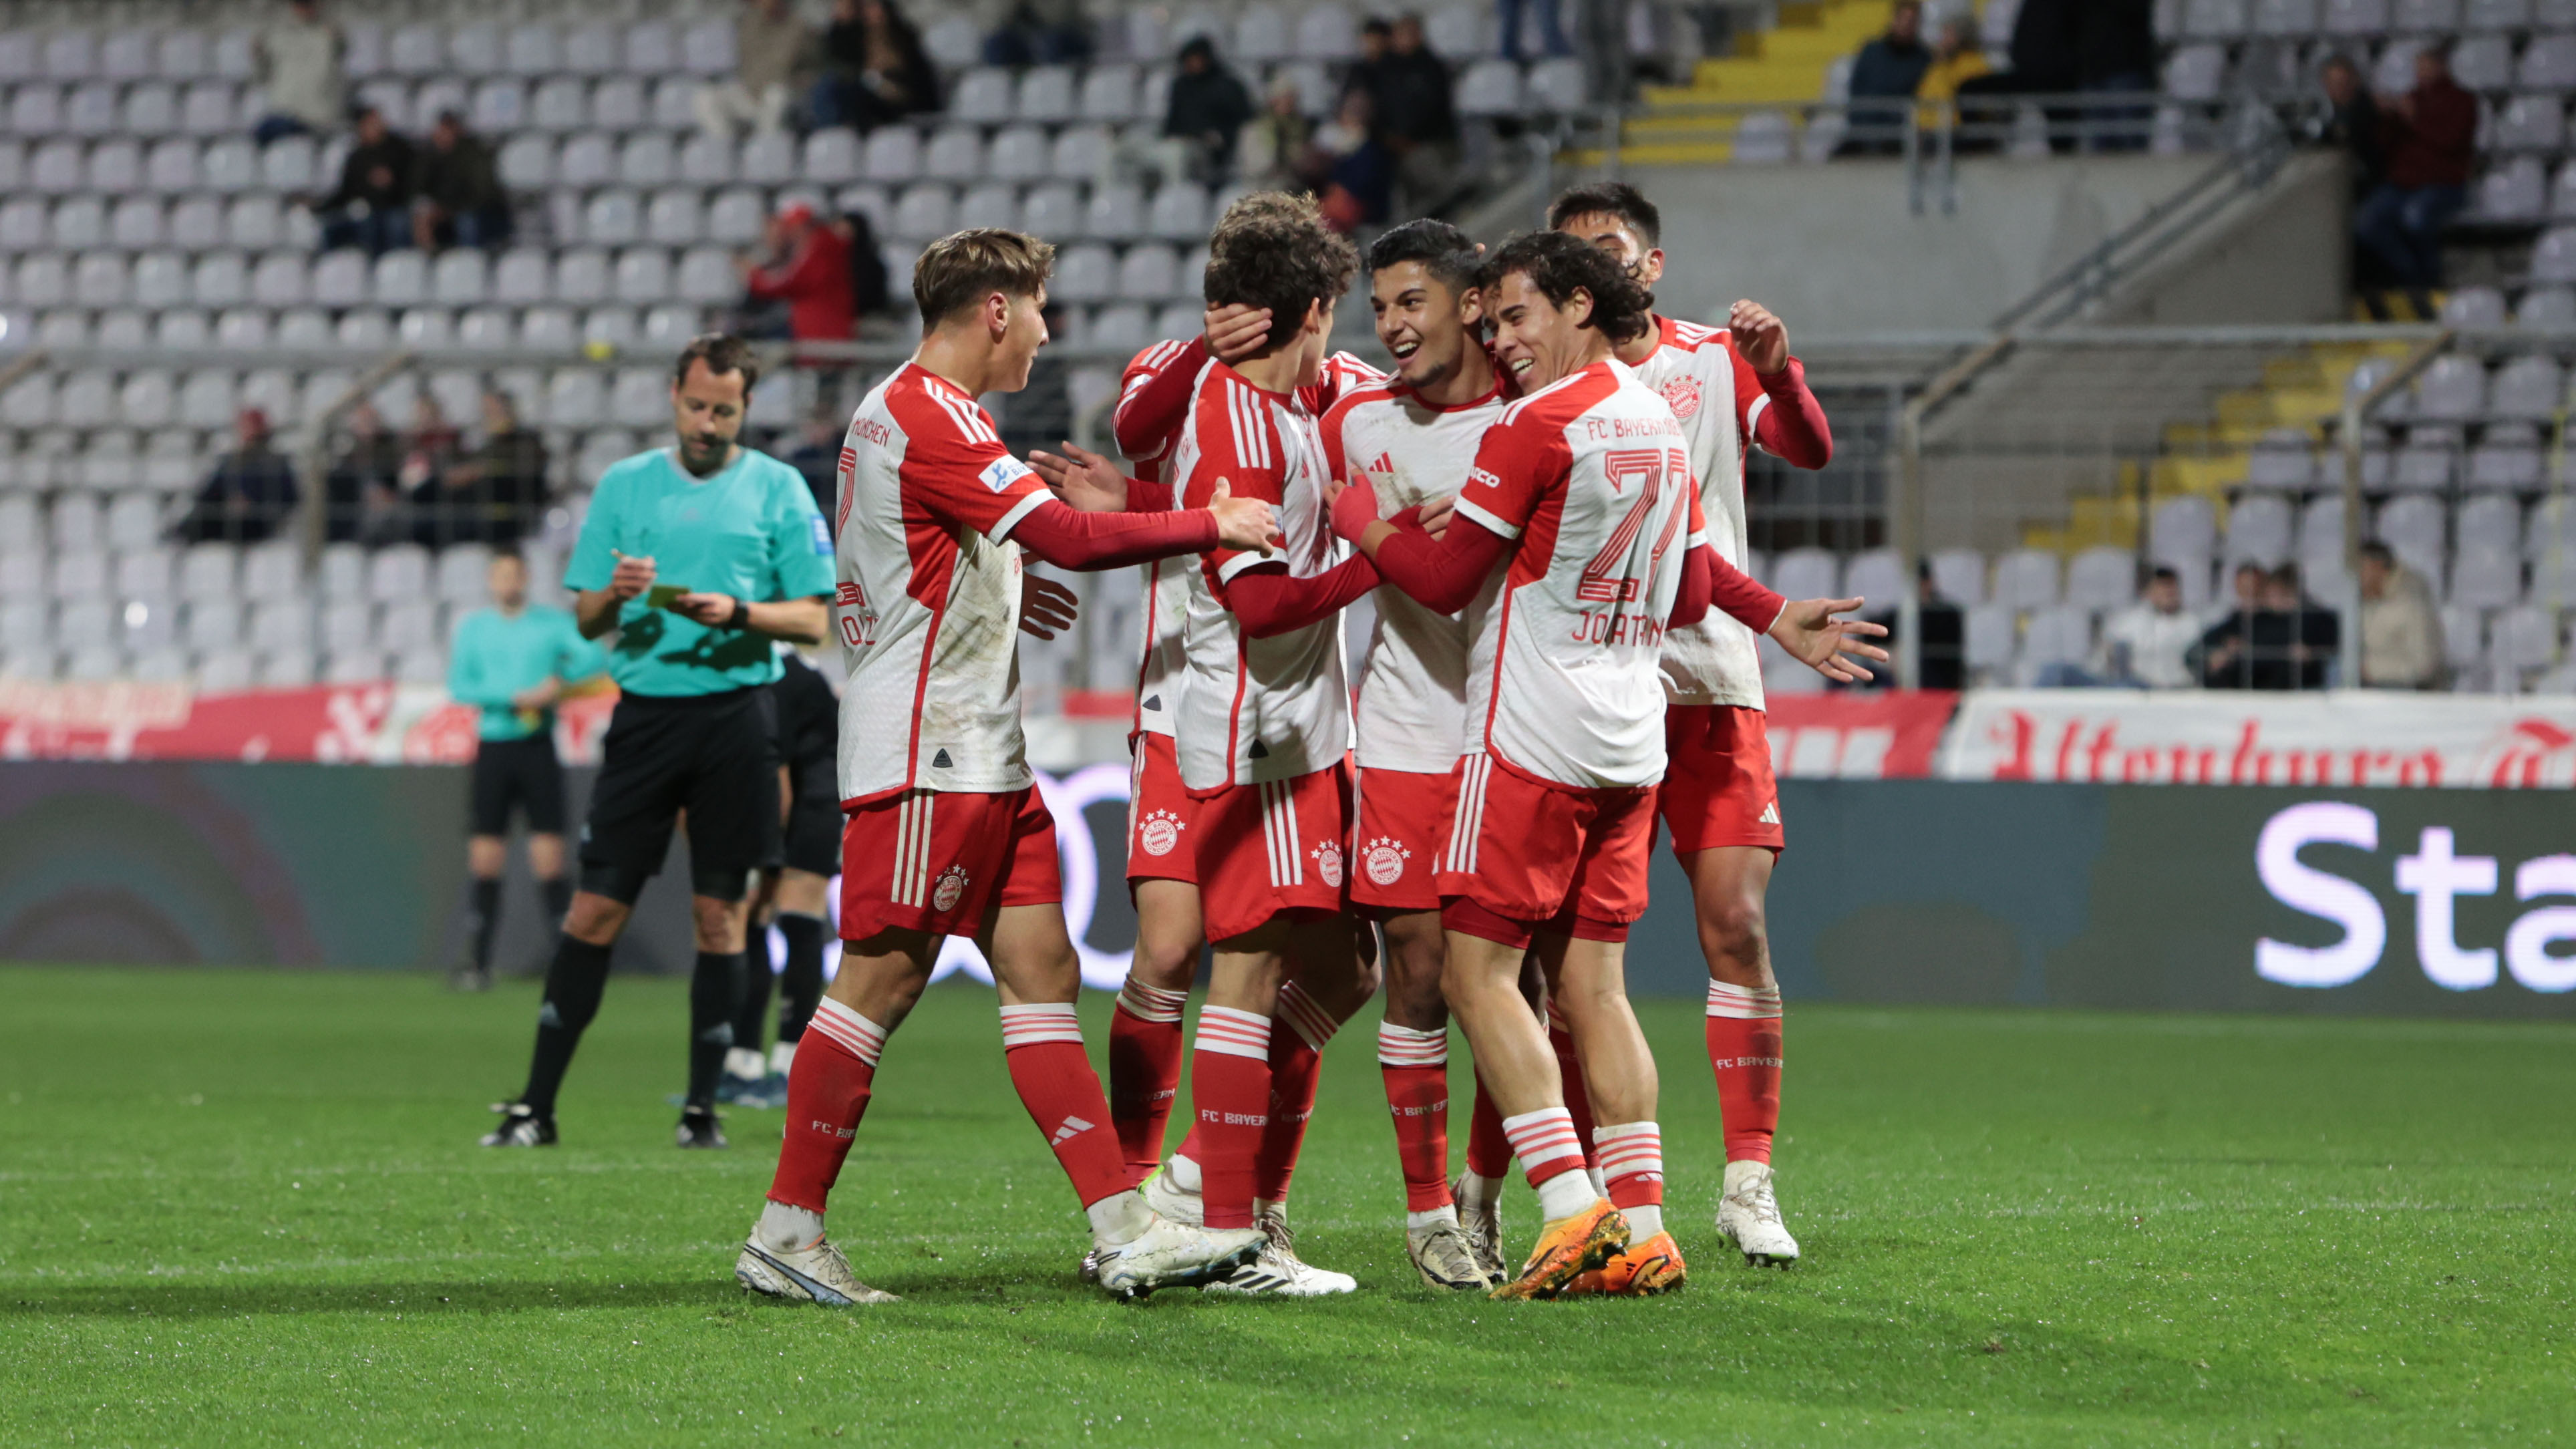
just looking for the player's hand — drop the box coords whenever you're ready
[1729,299,1792,376]
[1206,476,1280,555]
[1766,596,1891,685]
[1324,473,1381,546]
[1028,442,1130,512]
[1415,493,1455,539]
[1019,574,1080,640]
[673,592,740,627]
[608,552,657,601]
[512,676,564,709]
[1204,303,1274,364]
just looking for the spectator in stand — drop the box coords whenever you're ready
[1954,0,2077,150]
[999,305,1076,460]
[2091,567,2201,687]
[1162,37,1256,185]
[412,112,510,253]
[398,394,462,513]
[2358,541,2444,689]
[175,410,299,545]
[1844,1,1931,154]
[1866,563,1963,690]
[323,399,406,544]
[1345,19,1394,110]
[1915,17,1991,132]
[1240,77,1321,192]
[254,0,345,144]
[811,0,940,132]
[417,391,548,548]
[842,208,891,320]
[1376,15,1460,206]
[1315,90,1395,231]
[2357,44,2476,303]
[984,0,1093,67]
[1497,0,1570,61]
[784,408,844,524]
[740,202,857,343]
[311,106,414,256]
[697,0,821,140]
[2193,561,2268,689]
[2313,56,2384,197]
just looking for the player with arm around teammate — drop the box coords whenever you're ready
[483,335,833,1151]
[734,228,1285,1306]
[1552,181,1838,1266]
[1333,232,1883,1298]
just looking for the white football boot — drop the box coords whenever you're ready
[1450,1173,1506,1285]
[1094,1215,1265,1299]
[1715,1160,1801,1267]
[1140,1160,1203,1227]
[736,1235,899,1305]
[1405,1219,1491,1291]
[1204,1202,1357,1296]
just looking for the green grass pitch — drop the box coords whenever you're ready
[2,965,2571,1446]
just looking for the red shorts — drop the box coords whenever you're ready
[1190,761,1351,943]
[1660,705,1784,854]
[840,786,1061,941]
[1125,732,1197,885]
[1350,763,1460,913]
[1437,753,1657,925]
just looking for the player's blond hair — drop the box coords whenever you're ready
[914,228,1057,329]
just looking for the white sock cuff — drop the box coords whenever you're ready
[1193,1004,1271,1060]
[1375,1021,1448,1067]
[1500,1106,1584,1171]
[1594,1120,1663,1181]
[1116,979,1189,1023]
[810,997,889,1067]
[998,1001,1086,1050]
[1706,980,1783,1019]
[1275,981,1339,1052]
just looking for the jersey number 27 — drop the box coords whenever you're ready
[1579,448,1690,604]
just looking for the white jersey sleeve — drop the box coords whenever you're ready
[1627,315,1764,711]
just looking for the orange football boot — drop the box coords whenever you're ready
[1561,1231,1687,1296]
[1490,1197,1628,1301]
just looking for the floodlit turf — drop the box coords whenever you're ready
[1,967,2572,1447]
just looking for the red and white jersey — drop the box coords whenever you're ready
[1173,359,1353,792]
[1114,341,1382,742]
[1319,375,1508,774]
[833,361,1053,803]
[1625,315,1772,710]
[1454,358,1708,790]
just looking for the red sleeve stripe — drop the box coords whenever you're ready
[1224,379,1275,470]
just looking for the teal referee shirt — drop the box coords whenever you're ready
[562,446,837,697]
[446,605,607,742]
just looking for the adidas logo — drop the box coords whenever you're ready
[1051,1116,1095,1144]
[1248,739,1269,758]
[932,748,954,768]
[1757,801,1780,825]
[1142,693,1163,711]
[1367,452,1394,474]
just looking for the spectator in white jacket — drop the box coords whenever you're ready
[2092,566,2202,687]
[2358,541,2445,689]
[255,0,345,143]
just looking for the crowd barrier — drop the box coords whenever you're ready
[5,687,2573,1017]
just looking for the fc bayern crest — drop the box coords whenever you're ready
[931,865,969,913]
[1661,373,1704,420]
[1363,836,1412,887]
[1138,808,1184,856]
[1311,840,1345,888]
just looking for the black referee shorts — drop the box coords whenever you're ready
[578,685,780,903]
[468,735,567,836]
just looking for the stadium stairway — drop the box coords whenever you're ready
[1573,0,1896,166]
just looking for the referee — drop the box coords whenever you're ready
[484,335,835,1150]
[718,642,842,1108]
[445,547,605,992]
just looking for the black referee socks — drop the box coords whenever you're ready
[774,913,827,1045]
[521,936,613,1118]
[466,878,503,973]
[686,951,747,1110]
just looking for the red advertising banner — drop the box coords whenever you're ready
[1764,690,1958,780]
[0,681,621,766]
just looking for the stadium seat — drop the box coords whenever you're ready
[1054,126,1114,178]
[2480,157,2547,220]
[1927,547,1986,606]
[1963,603,2017,675]
[1079,65,1141,124]
[741,132,796,185]
[2226,496,2296,567]
[2492,94,2567,152]
[1770,547,1837,601]
[989,126,1052,182]
[1086,182,1148,243]
[2183,0,2250,39]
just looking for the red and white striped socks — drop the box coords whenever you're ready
[1107,979,1188,1182]
[1500,1105,1597,1223]
[764,997,887,1236]
[999,1003,1129,1209]
[1188,1004,1271,1229]
[1376,1021,1452,1220]
[1594,1120,1665,1241]
[1706,979,1784,1165]
[1254,982,1339,1205]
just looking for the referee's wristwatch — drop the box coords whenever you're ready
[726,597,751,630]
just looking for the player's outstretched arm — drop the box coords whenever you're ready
[1766,595,1891,685]
[1326,474,1509,615]
[1224,554,1381,639]
[1009,482,1277,573]
[1731,299,1832,470]
[1029,442,1147,512]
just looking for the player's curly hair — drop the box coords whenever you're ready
[1545,181,1661,249]
[1364,218,1481,296]
[1202,192,1361,351]
[1481,230,1655,345]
